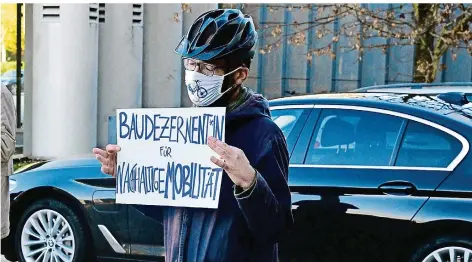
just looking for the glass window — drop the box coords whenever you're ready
[395,121,462,168]
[271,108,305,138]
[305,109,404,166]
[2,71,15,78]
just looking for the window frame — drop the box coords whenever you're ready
[270,105,314,157]
[394,119,464,169]
[291,104,469,172]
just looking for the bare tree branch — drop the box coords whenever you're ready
[251,3,471,83]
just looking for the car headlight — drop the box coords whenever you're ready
[9,178,17,192]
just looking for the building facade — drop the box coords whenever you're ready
[23,3,217,159]
[21,3,472,159]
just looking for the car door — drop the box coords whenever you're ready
[127,204,165,261]
[285,105,464,262]
[86,178,130,257]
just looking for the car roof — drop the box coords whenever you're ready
[269,83,472,124]
[353,82,472,94]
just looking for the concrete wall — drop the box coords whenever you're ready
[24,3,217,159]
[97,4,143,148]
[22,3,471,159]
[141,3,218,109]
[142,4,183,108]
[243,4,472,97]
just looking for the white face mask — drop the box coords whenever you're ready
[185,67,241,107]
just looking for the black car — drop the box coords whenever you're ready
[2,83,472,262]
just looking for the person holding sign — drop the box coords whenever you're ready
[93,9,293,262]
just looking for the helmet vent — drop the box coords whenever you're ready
[241,23,250,42]
[209,24,239,49]
[228,13,238,21]
[196,22,217,47]
[188,18,203,44]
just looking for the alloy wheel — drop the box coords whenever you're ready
[422,246,472,262]
[20,209,75,262]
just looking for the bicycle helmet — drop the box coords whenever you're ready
[175,9,258,63]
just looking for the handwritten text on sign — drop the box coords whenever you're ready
[115,107,226,209]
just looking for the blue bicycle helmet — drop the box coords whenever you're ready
[175,9,258,63]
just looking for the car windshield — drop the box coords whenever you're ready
[13,161,49,174]
[2,71,15,78]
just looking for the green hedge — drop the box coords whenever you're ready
[1,61,24,74]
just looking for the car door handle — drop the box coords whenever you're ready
[378,181,416,196]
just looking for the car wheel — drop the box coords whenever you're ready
[15,199,90,262]
[410,236,472,262]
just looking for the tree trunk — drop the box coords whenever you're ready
[412,4,437,83]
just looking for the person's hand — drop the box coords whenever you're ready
[207,136,256,190]
[92,144,121,177]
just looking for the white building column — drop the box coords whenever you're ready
[97,3,144,148]
[142,4,182,108]
[31,3,99,159]
[23,3,34,157]
[142,4,217,108]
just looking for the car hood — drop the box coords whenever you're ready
[32,154,100,172]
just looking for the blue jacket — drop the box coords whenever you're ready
[139,92,293,262]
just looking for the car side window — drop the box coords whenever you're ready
[395,121,462,168]
[304,109,404,166]
[271,108,305,138]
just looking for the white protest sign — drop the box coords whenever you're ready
[115,107,226,209]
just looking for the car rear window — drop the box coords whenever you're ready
[395,121,462,168]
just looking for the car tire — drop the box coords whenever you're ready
[409,236,472,262]
[15,198,91,262]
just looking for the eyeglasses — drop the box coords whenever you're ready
[182,58,224,77]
